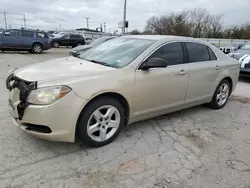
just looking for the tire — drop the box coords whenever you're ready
[52,42,59,48]
[77,97,125,147]
[210,79,231,109]
[32,43,43,54]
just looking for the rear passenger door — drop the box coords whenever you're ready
[21,30,35,49]
[70,35,82,46]
[184,42,219,104]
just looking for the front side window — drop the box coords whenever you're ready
[78,38,155,68]
[186,42,210,63]
[4,30,19,37]
[149,42,184,66]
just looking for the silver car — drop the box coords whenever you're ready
[229,42,250,76]
[6,35,240,147]
[69,36,116,56]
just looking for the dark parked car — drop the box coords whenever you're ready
[69,36,116,56]
[51,34,85,48]
[229,42,250,76]
[0,29,51,53]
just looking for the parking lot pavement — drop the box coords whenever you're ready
[0,49,250,188]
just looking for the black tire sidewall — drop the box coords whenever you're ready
[210,79,231,109]
[77,97,125,147]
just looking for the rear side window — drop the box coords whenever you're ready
[22,31,34,37]
[207,47,217,60]
[186,42,210,63]
[149,42,184,66]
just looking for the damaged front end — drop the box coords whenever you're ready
[6,73,37,120]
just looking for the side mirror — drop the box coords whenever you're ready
[140,57,168,70]
[4,32,10,36]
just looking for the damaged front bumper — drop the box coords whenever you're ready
[6,73,87,142]
[6,73,37,120]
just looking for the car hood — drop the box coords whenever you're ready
[71,45,92,52]
[14,56,114,82]
[231,49,250,60]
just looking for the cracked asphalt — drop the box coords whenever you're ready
[0,49,250,188]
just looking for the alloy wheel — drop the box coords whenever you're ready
[34,45,42,53]
[87,105,120,142]
[216,83,229,106]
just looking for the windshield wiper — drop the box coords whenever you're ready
[89,60,115,68]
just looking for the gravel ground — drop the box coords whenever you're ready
[0,49,250,188]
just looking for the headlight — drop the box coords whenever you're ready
[26,86,71,105]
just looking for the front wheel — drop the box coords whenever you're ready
[210,79,231,109]
[77,97,125,147]
[52,42,59,48]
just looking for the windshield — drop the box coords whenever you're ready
[90,37,113,46]
[78,38,155,68]
[240,43,250,50]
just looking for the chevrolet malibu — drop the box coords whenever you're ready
[6,35,240,147]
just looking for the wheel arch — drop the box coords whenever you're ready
[222,76,233,94]
[75,92,130,138]
[32,42,43,50]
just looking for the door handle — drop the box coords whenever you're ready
[214,65,220,70]
[178,70,187,75]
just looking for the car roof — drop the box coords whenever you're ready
[122,35,214,46]
[123,35,192,41]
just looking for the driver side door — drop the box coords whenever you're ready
[2,30,21,48]
[133,42,190,117]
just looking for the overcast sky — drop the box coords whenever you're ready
[0,0,249,33]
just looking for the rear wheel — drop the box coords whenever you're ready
[210,79,231,109]
[77,97,125,147]
[32,43,43,54]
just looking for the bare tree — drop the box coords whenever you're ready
[144,8,223,38]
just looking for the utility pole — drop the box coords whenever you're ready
[23,14,26,28]
[104,22,106,32]
[59,24,61,30]
[4,12,7,30]
[122,0,127,35]
[85,17,89,29]
[100,23,103,32]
